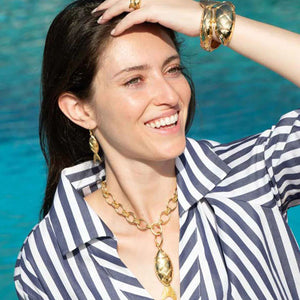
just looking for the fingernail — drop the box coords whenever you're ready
[111,29,116,35]
[97,16,103,24]
[92,9,105,18]
[91,8,98,14]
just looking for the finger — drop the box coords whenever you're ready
[91,0,120,14]
[91,9,106,18]
[111,10,151,35]
[97,1,134,24]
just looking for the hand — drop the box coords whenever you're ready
[92,0,203,36]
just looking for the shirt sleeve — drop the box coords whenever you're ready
[263,109,300,214]
[14,246,49,300]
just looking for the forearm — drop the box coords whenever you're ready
[228,15,300,87]
[93,0,300,86]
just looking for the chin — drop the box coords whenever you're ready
[153,136,186,161]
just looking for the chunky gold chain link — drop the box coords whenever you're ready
[101,180,178,298]
[101,180,178,236]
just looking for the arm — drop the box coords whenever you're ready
[229,16,300,87]
[262,110,300,214]
[92,0,300,86]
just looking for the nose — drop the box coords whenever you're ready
[150,76,180,107]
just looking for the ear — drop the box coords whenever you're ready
[58,93,97,130]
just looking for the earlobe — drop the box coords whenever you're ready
[58,93,97,130]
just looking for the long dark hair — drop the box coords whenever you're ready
[39,0,196,218]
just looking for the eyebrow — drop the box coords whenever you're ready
[112,54,180,78]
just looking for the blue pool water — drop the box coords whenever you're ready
[0,0,299,298]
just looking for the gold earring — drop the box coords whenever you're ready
[89,130,102,163]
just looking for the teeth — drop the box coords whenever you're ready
[146,112,178,129]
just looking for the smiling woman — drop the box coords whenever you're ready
[61,25,191,162]
[14,0,300,299]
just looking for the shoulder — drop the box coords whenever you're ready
[15,215,55,277]
[14,215,55,298]
[205,110,300,164]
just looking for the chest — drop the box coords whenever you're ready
[116,229,180,300]
[50,196,299,299]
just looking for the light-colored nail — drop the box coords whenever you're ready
[111,29,116,35]
[97,16,103,24]
[91,8,98,14]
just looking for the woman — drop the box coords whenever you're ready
[14,0,300,299]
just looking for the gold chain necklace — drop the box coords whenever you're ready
[101,180,178,300]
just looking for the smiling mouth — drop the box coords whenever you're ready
[145,112,178,129]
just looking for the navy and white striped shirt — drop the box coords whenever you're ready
[15,110,300,299]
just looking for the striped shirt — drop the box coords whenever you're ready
[14,110,300,299]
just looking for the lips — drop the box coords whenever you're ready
[145,112,178,129]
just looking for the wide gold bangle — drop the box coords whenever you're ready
[214,1,236,46]
[199,1,221,52]
[199,1,236,51]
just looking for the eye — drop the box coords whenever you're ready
[167,65,184,75]
[124,76,142,87]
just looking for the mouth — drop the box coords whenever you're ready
[145,112,178,129]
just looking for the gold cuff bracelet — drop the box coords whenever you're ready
[199,1,236,52]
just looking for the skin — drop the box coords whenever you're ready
[60,24,190,298]
[94,0,300,87]
[85,25,188,299]
[92,25,190,165]
[89,24,191,217]
[58,0,300,298]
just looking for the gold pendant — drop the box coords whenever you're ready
[161,285,177,300]
[155,249,173,285]
[155,249,177,300]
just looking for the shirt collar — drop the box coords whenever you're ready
[176,138,231,216]
[49,160,112,256]
[49,138,231,255]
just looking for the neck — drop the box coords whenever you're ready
[104,155,177,223]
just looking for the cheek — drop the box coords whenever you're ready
[94,93,146,129]
[112,87,154,123]
[114,96,147,125]
[177,79,191,107]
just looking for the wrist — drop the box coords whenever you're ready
[199,1,236,52]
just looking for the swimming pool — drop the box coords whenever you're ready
[1,0,299,298]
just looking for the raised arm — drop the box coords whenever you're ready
[92,0,300,86]
[229,16,300,87]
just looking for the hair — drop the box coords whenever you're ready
[39,0,196,218]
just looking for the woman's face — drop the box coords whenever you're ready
[91,24,191,163]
